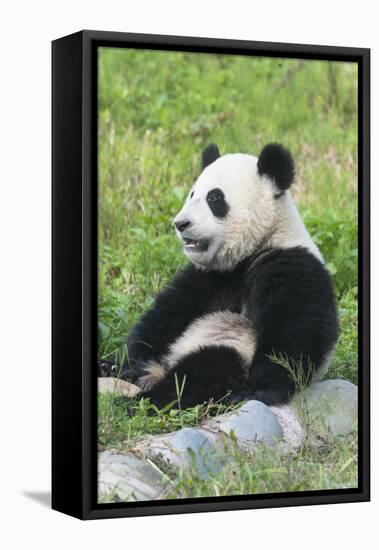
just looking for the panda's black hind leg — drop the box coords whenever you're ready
[140,346,247,410]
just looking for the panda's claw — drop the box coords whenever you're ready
[97,359,116,377]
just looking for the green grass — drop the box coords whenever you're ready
[97,48,358,497]
[98,393,239,450]
[167,433,358,498]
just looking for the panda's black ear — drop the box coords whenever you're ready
[202,143,221,170]
[257,143,295,191]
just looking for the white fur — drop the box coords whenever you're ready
[137,311,256,390]
[138,360,166,390]
[165,311,256,372]
[270,191,324,263]
[174,153,323,270]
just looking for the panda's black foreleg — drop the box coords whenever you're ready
[140,346,247,410]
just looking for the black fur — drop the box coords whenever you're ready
[257,143,295,191]
[244,247,338,404]
[142,347,247,410]
[124,263,243,378]
[202,143,220,170]
[206,188,229,218]
[114,246,338,408]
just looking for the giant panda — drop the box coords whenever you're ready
[99,143,339,409]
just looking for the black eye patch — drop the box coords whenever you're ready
[206,188,229,218]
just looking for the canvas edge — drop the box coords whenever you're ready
[52,30,370,520]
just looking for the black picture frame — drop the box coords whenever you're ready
[52,30,370,520]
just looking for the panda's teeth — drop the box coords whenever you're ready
[185,239,198,248]
[183,238,209,252]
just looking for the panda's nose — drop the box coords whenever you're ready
[175,220,191,233]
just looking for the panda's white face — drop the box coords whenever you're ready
[174,153,278,270]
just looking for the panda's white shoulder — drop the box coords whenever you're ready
[271,192,324,264]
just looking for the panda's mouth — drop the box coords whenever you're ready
[183,237,209,252]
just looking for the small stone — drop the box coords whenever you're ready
[98,451,166,502]
[147,427,222,478]
[292,379,358,437]
[98,377,141,397]
[204,400,283,449]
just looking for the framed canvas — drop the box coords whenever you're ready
[52,30,370,520]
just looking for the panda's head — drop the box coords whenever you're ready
[174,143,295,271]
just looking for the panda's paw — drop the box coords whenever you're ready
[97,360,119,378]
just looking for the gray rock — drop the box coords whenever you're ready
[99,379,358,502]
[205,400,283,449]
[147,427,222,478]
[292,379,358,437]
[269,404,304,447]
[98,377,141,397]
[98,451,166,502]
